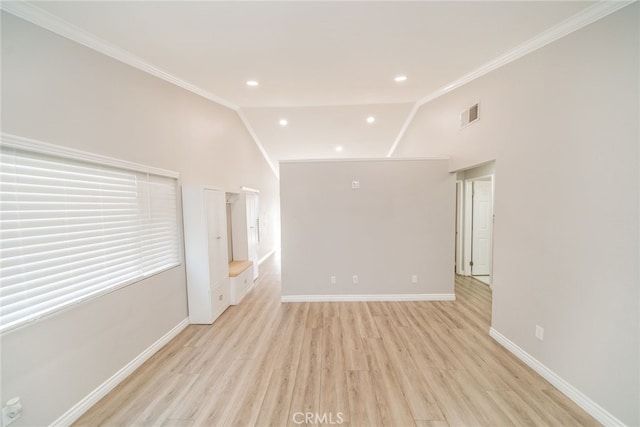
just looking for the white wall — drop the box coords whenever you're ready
[280,159,455,299]
[0,13,280,426]
[395,5,639,425]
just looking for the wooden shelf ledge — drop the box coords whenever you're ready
[229,260,253,277]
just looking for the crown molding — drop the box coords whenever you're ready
[0,1,238,111]
[0,1,287,178]
[279,156,448,164]
[385,102,420,158]
[2,0,633,168]
[237,110,280,179]
[417,0,636,107]
[387,0,636,157]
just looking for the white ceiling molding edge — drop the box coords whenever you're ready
[385,102,421,158]
[0,1,285,178]
[2,1,633,175]
[0,1,238,111]
[385,0,636,158]
[280,157,449,164]
[236,110,280,179]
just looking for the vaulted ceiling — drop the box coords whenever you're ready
[7,1,606,175]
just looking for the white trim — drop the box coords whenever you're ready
[0,2,278,181]
[1,264,182,336]
[236,110,280,179]
[280,157,449,164]
[463,180,474,276]
[417,0,634,107]
[241,186,260,194]
[281,294,455,303]
[4,0,631,171]
[1,132,179,178]
[258,248,276,265]
[455,180,464,275]
[386,102,420,157]
[466,174,494,182]
[50,318,189,427]
[386,0,635,157]
[0,2,237,112]
[489,328,626,427]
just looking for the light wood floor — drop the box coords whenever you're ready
[75,255,599,426]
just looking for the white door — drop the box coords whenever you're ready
[245,192,260,279]
[471,180,492,276]
[205,190,229,290]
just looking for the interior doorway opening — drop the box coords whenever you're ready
[226,189,261,280]
[455,161,495,286]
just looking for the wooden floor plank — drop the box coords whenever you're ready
[362,337,417,427]
[254,369,297,427]
[319,316,350,422]
[339,303,369,371]
[375,317,444,422]
[73,259,599,427]
[346,370,383,427]
[287,327,323,426]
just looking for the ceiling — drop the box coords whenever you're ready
[16,1,600,174]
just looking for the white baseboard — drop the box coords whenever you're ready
[50,318,189,427]
[489,328,626,427]
[281,293,455,303]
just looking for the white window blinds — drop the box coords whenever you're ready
[0,138,180,333]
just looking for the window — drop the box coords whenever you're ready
[0,135,181,333]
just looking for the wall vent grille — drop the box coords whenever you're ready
[461,102,480,128]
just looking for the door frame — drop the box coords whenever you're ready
[455,180,464,275]
[459,174,494,284]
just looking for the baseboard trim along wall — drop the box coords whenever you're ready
[51,318,190,427]
[281,294,455,303]
[489,328,625,427]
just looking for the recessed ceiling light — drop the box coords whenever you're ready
[279,119,288,126]
[366,116,376,124]
[335,146,343,152]
[246,80,259,87]
[394,75,407,82]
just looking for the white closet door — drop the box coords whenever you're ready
[183,186,230,324]
[471,180,492,276]
[245,192,260,279]
[205,189,229,288]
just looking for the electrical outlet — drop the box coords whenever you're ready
[535,325,544,341]
[2,397,22,427]
[330,276,336,284]
[352,275,359,284]
[411,274,418,283]
[351,180,360,189]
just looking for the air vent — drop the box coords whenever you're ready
[461,102,480,128]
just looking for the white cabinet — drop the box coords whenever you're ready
[230,191,260,280]
[245,192,260,280]
[182,186,230,324]
[229,261,254,305]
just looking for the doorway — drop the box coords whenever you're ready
[227,189,261,280]
[455,162,495,286]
